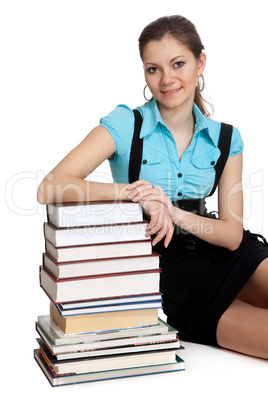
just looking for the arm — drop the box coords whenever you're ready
[37,124,174,246]
[127,153,244,250]
[37,126,129,204]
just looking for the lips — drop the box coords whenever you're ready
[161,87,182,96]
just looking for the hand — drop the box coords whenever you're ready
[127,179,175,216]
[126,180,174,247]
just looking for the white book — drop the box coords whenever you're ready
[40,266,160,303]
[43,251,159,279]
[45,239,152,263]
[44,221,148,247]
[47,201,144,228]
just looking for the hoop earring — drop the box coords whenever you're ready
[198,75,205,92]
[143,85,153,102]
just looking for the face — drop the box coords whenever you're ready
[142,36,206,114]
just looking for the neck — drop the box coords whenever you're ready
[158,101,195,138]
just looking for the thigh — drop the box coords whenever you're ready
[216,299,268,359]
[236,257,268,308]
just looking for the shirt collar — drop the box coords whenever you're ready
[139,98,163,138]
[192,103,218,147]
[139,99,218,148]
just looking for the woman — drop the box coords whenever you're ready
[37,15,268,359]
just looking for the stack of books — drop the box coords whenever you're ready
[34,201,185,386]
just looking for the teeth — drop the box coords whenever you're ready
[164,90,178,93]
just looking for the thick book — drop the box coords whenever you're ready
[44,221,148,247]
[51,303,159,334]
[47,201,144,228]
[36,315,171,346]
[45,239,152,263]
[34,349,185,387]
[43,251,160,279]
[40,266,161,303]
[37,342,179,375]
[36,318,178,355]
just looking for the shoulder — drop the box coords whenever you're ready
[99,104,135,157]
[100,104,134,130]
[203,115,244,157]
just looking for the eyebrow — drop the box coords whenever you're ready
[144,55,185,66]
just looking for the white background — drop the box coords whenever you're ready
[1,0,267,400]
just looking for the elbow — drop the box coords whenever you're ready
[37,175,55,205]
[37,180,48,205]
[227,230,244,251]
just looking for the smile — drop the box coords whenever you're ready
[161,88,182,96]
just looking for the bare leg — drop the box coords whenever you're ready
[216,258,268,359]
[236,258,268,308]
[216,299,268,359]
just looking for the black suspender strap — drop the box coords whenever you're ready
[208,122,233,197]
[128,110,233,197]
[128,109,144,183]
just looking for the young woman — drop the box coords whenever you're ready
[37,15,268,359]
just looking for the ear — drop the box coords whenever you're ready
[198,52,206,75]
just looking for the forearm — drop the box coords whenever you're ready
[172,208,243,251]
[37,175,129,204]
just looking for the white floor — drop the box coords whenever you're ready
[6,309,266,402]
[27,336,267,402]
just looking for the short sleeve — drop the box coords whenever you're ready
[99,104,134,159]
[229,126,244,157]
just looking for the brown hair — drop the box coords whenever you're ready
[138,15,212,117]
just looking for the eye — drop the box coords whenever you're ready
[146,67,158,74]
[174,61,185,68]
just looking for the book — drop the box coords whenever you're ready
[51,303,159,334]
[60,293,163,310]
[40,266,161,303]
[44,221,148,247]
[36,318,179,355]
[47,201,144,227]
[45,239,152,263]
[36,315,171,346]
[43,251,159,279]
[34,349,185,387]
[36,334,180,360]
[37,341,179,375]
[35,200,186,385]
[57,297,163,316]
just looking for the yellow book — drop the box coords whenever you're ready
[51,303,159,334]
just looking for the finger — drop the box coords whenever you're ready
[163,222,174,248]
[126,179,149,190]
[151,226,167,246]
[146,223,162,237]
[146,212,166,236]
[128,185,158,201]
[146,213,161,233]
[151,216,174,246]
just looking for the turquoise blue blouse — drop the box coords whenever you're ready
[99,98,243,201]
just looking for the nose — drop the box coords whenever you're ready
[161,68,175,86]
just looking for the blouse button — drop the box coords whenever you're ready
[187,239,197,250]
[210,161,215,166]
[177,192,182,197]
[177,173,182,178]
[142,159,147,164]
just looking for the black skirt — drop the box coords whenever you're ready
[153,223,268,347]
